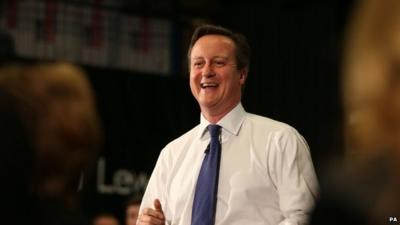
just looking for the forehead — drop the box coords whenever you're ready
[191,34,236,58]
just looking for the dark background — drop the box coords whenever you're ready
[1,0,355,222]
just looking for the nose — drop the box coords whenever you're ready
[202,63,215,77]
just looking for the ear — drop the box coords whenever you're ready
[239,68,248,85]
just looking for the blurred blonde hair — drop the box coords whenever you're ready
[343,0,400,164]
[0,61,101,206]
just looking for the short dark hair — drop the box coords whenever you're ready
[187,24,251,72]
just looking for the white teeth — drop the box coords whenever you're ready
[201,83,218,88]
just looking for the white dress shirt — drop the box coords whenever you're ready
[140,103,319,225]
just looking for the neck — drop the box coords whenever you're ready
[201,101,240,124]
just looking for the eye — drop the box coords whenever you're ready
[213,60,227,68]
[193,61,204,68]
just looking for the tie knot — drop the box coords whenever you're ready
[208,124,221,138]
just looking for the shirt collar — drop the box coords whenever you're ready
[198,102,246,139]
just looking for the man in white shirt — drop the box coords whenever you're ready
[137,24,319,225]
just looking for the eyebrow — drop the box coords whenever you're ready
[192,56,229,61]
[212,56,229,60]
[192,57,204,61]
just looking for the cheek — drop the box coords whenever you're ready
[224,73,242,90]
[190,70,201,80]
[189,73,200,90]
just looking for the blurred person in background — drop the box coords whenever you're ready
[311,0,400,224]
[92,213,120,225]
[0,61,102,225]
[125,195,141,225]
[0,82,34,224]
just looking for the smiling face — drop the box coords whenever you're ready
[189,34,247,123]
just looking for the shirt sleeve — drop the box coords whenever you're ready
[139,146,171,217]
[270,127,319,225]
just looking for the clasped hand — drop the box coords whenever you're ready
[137,199,165,225]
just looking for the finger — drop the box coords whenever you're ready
[139,213,164,225]
[154,198,163,212]
[142,208,165,220]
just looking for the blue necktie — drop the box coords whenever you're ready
[191,124,221,225]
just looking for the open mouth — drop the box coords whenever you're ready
[200,82,219,89]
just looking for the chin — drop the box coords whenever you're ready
[199,101,220,110]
